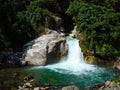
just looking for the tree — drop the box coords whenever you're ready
[66,0,120,57]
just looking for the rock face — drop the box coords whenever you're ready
[23,29,68,65]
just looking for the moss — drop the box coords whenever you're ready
[115,76,120,85]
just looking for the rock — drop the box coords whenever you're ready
[69,26,78,38]
[97,81,120,90]
[24,76,34,82]
[23,29,68,65]
[62,85,79,90]
[105,81,111,87]
[34,87,40,90]
[109,81,116,87]
[85,55,98,64]
[113,60,120,70]
[98,86,104,90]
[23,82,32,88]
[116,66,120,70]
[104,87,114,90]
[20,60,27,66]
[18,86,23,89]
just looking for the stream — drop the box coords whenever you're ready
[0,36,120,90]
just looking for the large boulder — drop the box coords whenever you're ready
[23,29,68,66]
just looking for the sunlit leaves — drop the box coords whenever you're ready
[67,0,120,56]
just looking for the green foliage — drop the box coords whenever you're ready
[0,0,72,51]
[1,0,119,57]
[66,0,120,57]
[19,0,50,33]
[115,75,120,85]
[0,0,31,51]
[25,0,49,25]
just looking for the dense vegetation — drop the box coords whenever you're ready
[66,0,120,58]
[0,0,120,58]
[0,0,72,51]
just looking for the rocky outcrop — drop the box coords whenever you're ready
[23,29,67,66]
[85,55,116,67]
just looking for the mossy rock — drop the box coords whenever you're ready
[115,75,120,85]
[85,55,100,64]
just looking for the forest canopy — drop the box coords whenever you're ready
[66,0,120,57]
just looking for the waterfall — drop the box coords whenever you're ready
[39,36,96,74]
[66,36,85,64]
[29,35,118,89]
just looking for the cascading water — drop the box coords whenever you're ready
[30,34,119,89]
[41,36,95,73]
[67,36,84,63]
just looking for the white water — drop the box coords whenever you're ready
[29,35,118,88]
[32,36,96,74]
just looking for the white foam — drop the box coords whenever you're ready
[31,36,97,75]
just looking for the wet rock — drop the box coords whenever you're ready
[62,85,79,90]
[23,29,68,66]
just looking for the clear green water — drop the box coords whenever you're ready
[28,66,120,89]
[0,66,119,90]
